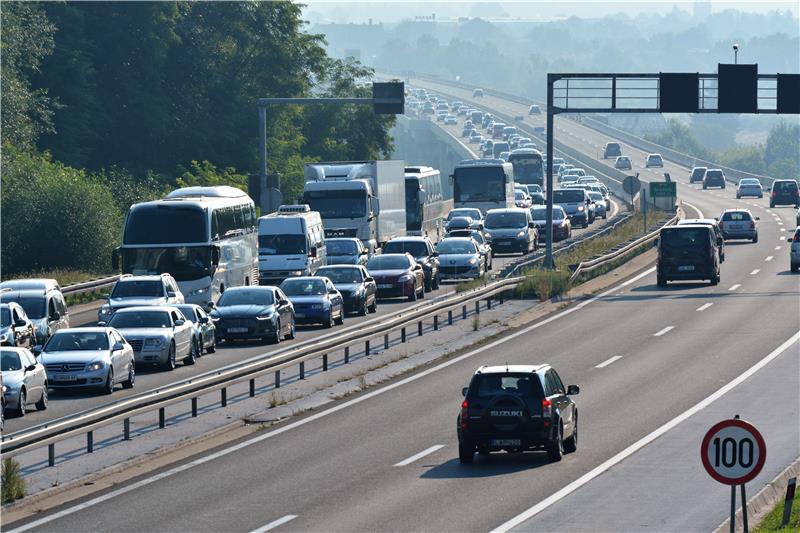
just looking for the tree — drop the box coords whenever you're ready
[764,120,800,168]
[0,3,57,150]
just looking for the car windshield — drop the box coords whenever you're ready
[588,192,604,201]
[437,240,476,254]
[175,306,198,323]
[1,351,23,371]
[470,373,542,399]
[484,212,527,229]
[317,268,363,284]
[448,209,482,221]
[383,241,428,257]
[327,240,358,255]
[111,280,163,298]
[302,189,367,219]
[280,279,327,296]
[259,234,307,255]
[553,190,585,204]
[1,307,13,327]
[217,289,274,307]
[721,211,752,221]
[649,155,661,161]
[515,191,525,200]
[0,296,45,319]
[108,311,171,329]
[45,332,110,351]
[528,185,542,193]
[706,170,723,178]
[367,255,410,270]
[740,179,760,186]
[531,207,565,221]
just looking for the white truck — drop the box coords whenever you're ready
[302,161,406,253]
[257,205,326,285]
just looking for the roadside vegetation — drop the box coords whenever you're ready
[1,458,26,504]
[753,494,800,532]
[0,2,394,277]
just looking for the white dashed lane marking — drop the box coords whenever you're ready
[728,284,741,291]
[696,303,714,312]
[750,269,760,275]
[595,355,623,369]
[653,326,674,337]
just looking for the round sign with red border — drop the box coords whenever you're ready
[701,419,766,485]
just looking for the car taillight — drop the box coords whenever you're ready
[772,191,777,197]
[794,234,800,242]
[750,221,755,229]
[460,399,469,429]
[718,221,724,229]
[542,398,552,427]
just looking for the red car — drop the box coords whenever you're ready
[530,205,572,242]
[366,253,425,302]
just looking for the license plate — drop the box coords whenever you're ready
[497,241,512,246]
[678,265,695,272]
[52,374,78,382]
[491,439,521,447]
[295,313,305,318]
[227,327,248,333]
[377,284,393,289]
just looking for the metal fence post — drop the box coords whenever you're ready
[344,346,350,364]
[87,431,93,454]
[782,477,796,527]
[159,407,166,429]
[124,418,131,440]
[323,354,328,371]
[433,315,439,331]
[365,340,370,356]
[275,370,281,389]
[48,444,55,467]
[418,321,423,337]
[221,387,227,407]
[448,310,453,325]
[463,305,467,319]
[401,327,406,343]
[300,361,305,379]
[384,334,389,350]
[475,301,480,315]
[487,297,492,310]
[192,397,198,417]
[249,379,256,397]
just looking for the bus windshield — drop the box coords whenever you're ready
[509,155,544,184]
[453,167,507,203]
[303,190,367,219]
[120,246,214,282]
[124,205,207,244]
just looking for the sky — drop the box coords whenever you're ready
[302,1,799,23]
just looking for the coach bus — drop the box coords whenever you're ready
[508,148,545,187]
[451,159,515,215]
[405,166,453,242]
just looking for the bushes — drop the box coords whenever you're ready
[515,269,572,301]
[1,146,122,274]
[1,458,26,504]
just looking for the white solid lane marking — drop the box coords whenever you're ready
[750,269,761,275]
[6,266,660,533]
[765,256,774,262]
[776,246,782,250]
[728,284,741,291]
[491,331,800,533]
[781,228,787,232]
[394,444,446,467]
[250,515,298,533]
[696,302,714,312]
[595,355,623,369]
[682,200,705,219]
[653,326,674,337]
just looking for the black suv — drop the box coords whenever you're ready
[457,365,579,464]
[770,179,800,208]
[382,237,440,292]
[603,142,621,159]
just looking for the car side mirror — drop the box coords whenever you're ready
[280,298,290,305]
[199,316,209,324]
[365,276,374,283]
[32,346,42,356]
[462,387,468,397]
[755,216,760,221]
[788,237,793,242]
[174,319,185,326]
[567,385,580,395]
[167,291,177,298]
[25,364,37,372]
[528,221,535,228]
[328,288,338,294]
[360,250,368,255]
[14,319,27,328]
[585,199,591,204]
[414,264,422,271]
[206,302,216,309]
[112,342,125,352]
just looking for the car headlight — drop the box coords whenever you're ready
[289,270,303,277]
[86,361,105,372]
[516,230,526,238]
[398,274,414,282]
[468,257,478,265]
[577,206,585,212]
[256,311,273,320]
[142,338,165,351]
[99,306,113,316]
[186,287,208,297]
[2,384,8,393]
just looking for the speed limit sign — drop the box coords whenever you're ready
[701,418,767,485]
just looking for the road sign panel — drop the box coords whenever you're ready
[650,182,676,198]
[622,175,641,195]
[701,419,766,485]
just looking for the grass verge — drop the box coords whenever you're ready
[2,458,26,504]
[753,493,800,532]
[3,269,106,287]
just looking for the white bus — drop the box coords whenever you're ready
[113,186,258,307]
[451,159,515,215]
[405,166,454,242]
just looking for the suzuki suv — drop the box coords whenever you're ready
[457,365,579,464]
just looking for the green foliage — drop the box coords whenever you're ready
[752,489,800,532]
[1,146,122,274]
[2,458,26,504]
[515,269,572,301]
[645,119,713,161]
[0,3,57,150]
[176,161,248,191]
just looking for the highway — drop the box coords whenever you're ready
[8,84,798,533]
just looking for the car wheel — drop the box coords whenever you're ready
[103,368,114,395]
[206,335,216,354]
[358,298,368,316]
[16,389,26,417]
[184,337,198,365]
[424,278,432,292]
[432,274,440,290]
[285,320,296,340]
[334,307,344,325]
[35,385,48,411]
[272,319,282,343]
[703,184,707,190]
[548,422,564,462]
[710,273,719,286]
[657,275,667,287]
[458,440,475,464]
[368,297,377,313]
[324,310,334,329]
[770,202,775,208]
[602,213,607,219]
[564,413,578,453]
[752,234,758,243]
[408,286,417,302]
[582,220,588,229]
[418,284,425,299]
[163,343,176,371]
[791,263,799,273]
[122,363,135,389]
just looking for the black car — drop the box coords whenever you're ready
[457,365,579,464]
[657,225,720,287]
[702,169,726,190]
[209,286,295,344]
[770,179,800,208]
[315,265,377,316]
[603,142,621,159]
[382,237,440,292]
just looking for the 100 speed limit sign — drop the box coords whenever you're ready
[701,419,766,485]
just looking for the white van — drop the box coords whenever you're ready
[258,205,326,285]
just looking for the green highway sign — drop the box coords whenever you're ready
[650,181,676,198]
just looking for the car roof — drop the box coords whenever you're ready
[387,236,429,243]
[55,327,112,334]
[0,289,46,298]
[118,275,165,282]
[486,208,527,214]
[679,218,718,226]
[317,264,361,270]
[476,364,548,374]
[440,236,474,243]
[283,276,329,281]
[114,306,181,313]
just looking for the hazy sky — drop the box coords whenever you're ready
[303,1,798,23]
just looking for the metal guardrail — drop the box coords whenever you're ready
[1,276,521,462]
[569,210,680,282]
[412,74,772,187]
[62,275,120,296]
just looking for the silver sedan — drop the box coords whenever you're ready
[1,347,48,416]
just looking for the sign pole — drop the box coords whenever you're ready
[741,483,749,533]
[730,485,736,533]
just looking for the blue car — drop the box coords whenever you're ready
[279,277,344,328]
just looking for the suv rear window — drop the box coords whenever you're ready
[774,181,798,191]
[691,168,706,179]
[661,227,711,251]
[553,190,585,203]
[468,373,544,399]
[705,170,723,178]
[721,211,752,221]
